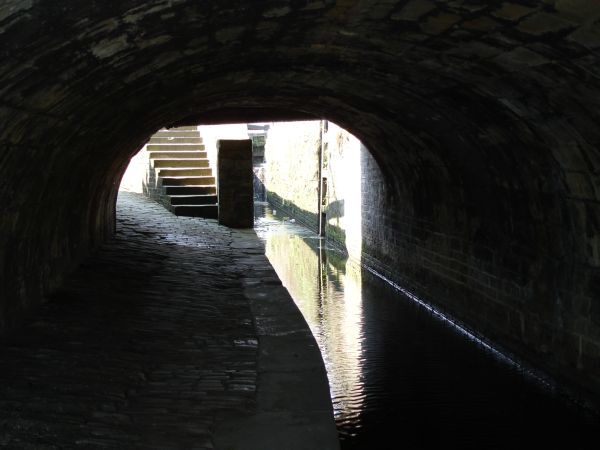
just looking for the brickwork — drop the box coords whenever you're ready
[1,0,600,405]
[264,118,600,405]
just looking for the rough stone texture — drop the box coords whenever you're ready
[0,192,338,449]
[263,121,363,258]
[264,121,321,230]
[218,139,253,228]
[0,0,600,408]
[322,123,363,258]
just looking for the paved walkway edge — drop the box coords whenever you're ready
[214,229,340,450]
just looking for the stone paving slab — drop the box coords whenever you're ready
[0,192,339,450]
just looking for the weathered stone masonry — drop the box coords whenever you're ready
[1,0,600,406]
[218,139,254,228]
[265,115,600,405]
[264,121,321,231]
[264,121,363,255]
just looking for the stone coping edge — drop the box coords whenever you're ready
[213,229,340,450]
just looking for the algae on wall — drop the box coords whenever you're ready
[264,121,321,230]
[263,120,366,263]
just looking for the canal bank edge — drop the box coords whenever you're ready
[213,228,340,450]
[264,197,600,417]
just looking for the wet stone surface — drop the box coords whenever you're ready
[0,193,265,449]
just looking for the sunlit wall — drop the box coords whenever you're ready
[263,120,364,264]
[263,121,321,229]
[322,123,363,263]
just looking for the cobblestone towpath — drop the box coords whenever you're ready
[0,192,339,450]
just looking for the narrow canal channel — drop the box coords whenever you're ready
[254,203,597,450]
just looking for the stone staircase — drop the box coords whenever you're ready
[146,127,218,218]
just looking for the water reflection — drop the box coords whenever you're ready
[255,204,365,435]
[254,203,597,449]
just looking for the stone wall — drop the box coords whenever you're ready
[322,123,363,261]
[264,121,321,230]
[1,0,600,406]
[263,118,600,405]
[264,121,363,260]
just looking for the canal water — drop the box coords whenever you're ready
[254,203,598,450]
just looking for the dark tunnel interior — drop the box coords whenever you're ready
[1,0,600,412]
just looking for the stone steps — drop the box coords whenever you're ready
[171,204,218,218]
[155,131,201,138]
[170,194,218,205]
[144,126,218,218]
[147,144,205,151]
[152,159,209,169]
[164,186,217,195]
[148,151,207,159]
[157,168,213,177]
[160,176,216,186]
[149,137,203,144]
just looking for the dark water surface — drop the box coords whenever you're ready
[254,203,598,450]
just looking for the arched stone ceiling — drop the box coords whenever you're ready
[1,0,600,400]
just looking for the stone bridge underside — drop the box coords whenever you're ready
[1,1,600,405]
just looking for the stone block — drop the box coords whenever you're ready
[567,26,600,50]
[492,46,550,71]
[420,13,461,35]
[218,139,253,228]
[491,3,537,21]
[555,0,600,20]
[461,17,500,32]
[517,12,576,36]
[391,0,436,21]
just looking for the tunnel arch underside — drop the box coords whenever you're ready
[1,0,600,407]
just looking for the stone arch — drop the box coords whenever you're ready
[1,0,600,402]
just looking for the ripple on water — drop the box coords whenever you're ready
[254,204,598,450]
